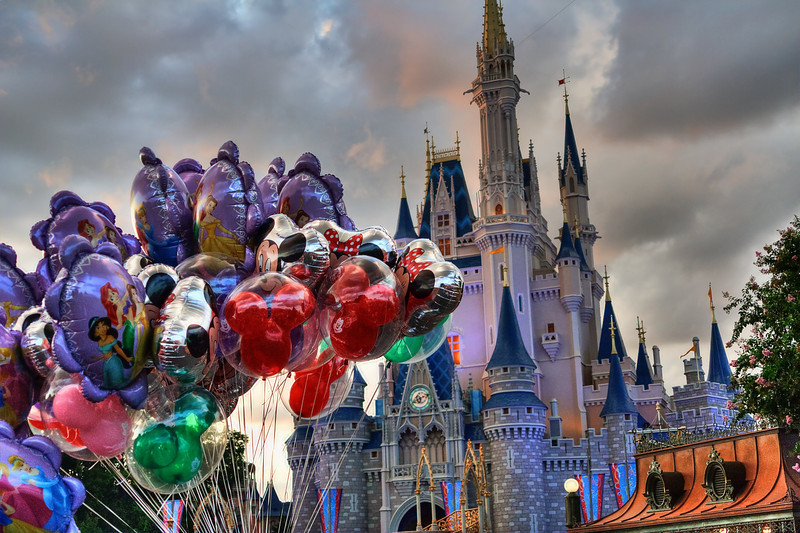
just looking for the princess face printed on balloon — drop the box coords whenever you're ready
[77,220,105,248]
[88,317,133,390]
[279,197,311,227]
[198,194,246,261]
[0,303,27,329]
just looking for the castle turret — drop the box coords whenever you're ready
[394,166,418,250]
[286,423,319,532]
[558,83,598,270]
[599,316,638,464]
[313,367,371,532]
[482,282,547,532]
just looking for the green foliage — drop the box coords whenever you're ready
[61,456,153,533]
[725,215,800,427]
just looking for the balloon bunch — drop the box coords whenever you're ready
[0,139,464,507]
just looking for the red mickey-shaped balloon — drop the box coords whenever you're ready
[318,256,402,361]
[224,273,316,378]
[287,354,351,419]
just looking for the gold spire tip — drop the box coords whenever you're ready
[609,315,618,356]
[400,166,406,199]
[603,266,611,301]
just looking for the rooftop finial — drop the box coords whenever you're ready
[573,215,581,240]
[636,316,646,344]
[400,166,406,199]
[456,131,461,156]
[561,199,568,223]
[559,68,570,115]
[708,283,717,324]
[604,265,611,302]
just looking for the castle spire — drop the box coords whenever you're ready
[482,0,509,57]
[600,315,638,417]
[598,268,629,362]
[634,316,654,388]
[486,285,535,370]
[394,166,418,243]
[706,284,732,386]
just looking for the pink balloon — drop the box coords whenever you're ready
[52,384,130,457]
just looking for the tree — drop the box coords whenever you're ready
[725,215,800,430]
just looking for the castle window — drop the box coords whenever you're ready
[399,428,419,464]
[518,294,524,313]
[448,334,461,365]
[329,423,335,430]
[495,204,503,215]
[437,238,451,255]
[426,427,446,463]
[437,214,450,228]
[527,407,532,414]
[547,323,556,333]
[502,367,509,373]
[503,408,510,415]
[371,451,378,458]
[644,459,684,512]
[570,177,575,193]
[352,423,358,429]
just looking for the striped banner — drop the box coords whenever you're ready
[440,480,462,515]
[609,462,637,508]
[576,473,604,522]
[161,499,183,533]
[318,488,342,533]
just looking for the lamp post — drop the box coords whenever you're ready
[564,478,582,529]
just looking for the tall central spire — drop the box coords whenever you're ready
[483,0,509,57]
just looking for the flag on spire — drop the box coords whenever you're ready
[680,343,697,358]
[558,78,566,85]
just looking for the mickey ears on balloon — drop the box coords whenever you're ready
[22,435,63,470]
[138,263,179,309]
[139,146,162,166]
[173,158,203,175]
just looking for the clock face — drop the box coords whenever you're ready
[409,386,432,411]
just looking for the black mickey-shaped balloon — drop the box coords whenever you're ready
[253,214,330,287]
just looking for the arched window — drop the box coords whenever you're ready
[425,427,446,463]
[399,428,419,464]
[569,178,575,193]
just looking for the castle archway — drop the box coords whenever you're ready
[389,495,446,532]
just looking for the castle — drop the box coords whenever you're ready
[286,2,736,531]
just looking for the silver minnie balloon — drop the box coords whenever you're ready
[306,219,396,267]
[395,239,464,337]
[254,214,330,287]
[124,253,155,277]
[13,306,55,378]
[200,357,257,405]
[137,263,179,327]
[155,276,218,384]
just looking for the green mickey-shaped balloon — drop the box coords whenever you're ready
[133,389,219,485]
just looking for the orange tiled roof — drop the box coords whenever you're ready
[574,428,800,532]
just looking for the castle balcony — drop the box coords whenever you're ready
[391,462,454,482]
[541,332,560,359]
[472,213,532,231]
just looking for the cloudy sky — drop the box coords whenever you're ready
[2,0,799,501]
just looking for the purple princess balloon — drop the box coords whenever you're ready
[0,310,34,430]
[276,152,356,230]
[194,141,265,273]
[131,148,196,266]
[30,191,140,286]
[257,157,287,217]
[0,243,43,329]
[45,235,149,408]
[173,157,204,198]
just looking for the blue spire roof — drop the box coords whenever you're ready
[707,321,732,386]
[394,195,418,240]
[352,366,367,387]
[598,299,629,362]
[600,341,638,417]
[574,235,591,272]
[260,483,291,518]
[560,110,584,187]
[486,286,536,370]
[557,221,581,261]
[419,158,476,238]
[635,342,654,388]
[392,341,454,404]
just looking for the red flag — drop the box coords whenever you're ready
[558,78,566,85]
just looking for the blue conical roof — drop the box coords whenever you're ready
[352,366,367,387]
[260,483,291,518]
[557,221,581,261]
[598,299,629,362]
[635,342,654,388]
[600,342,638,417]
[574,235,591,272]
[707,322,732,386]
[486,286,536,370]
[394,195,418,240]
[419,158,476,238]
[560,110,584,187]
